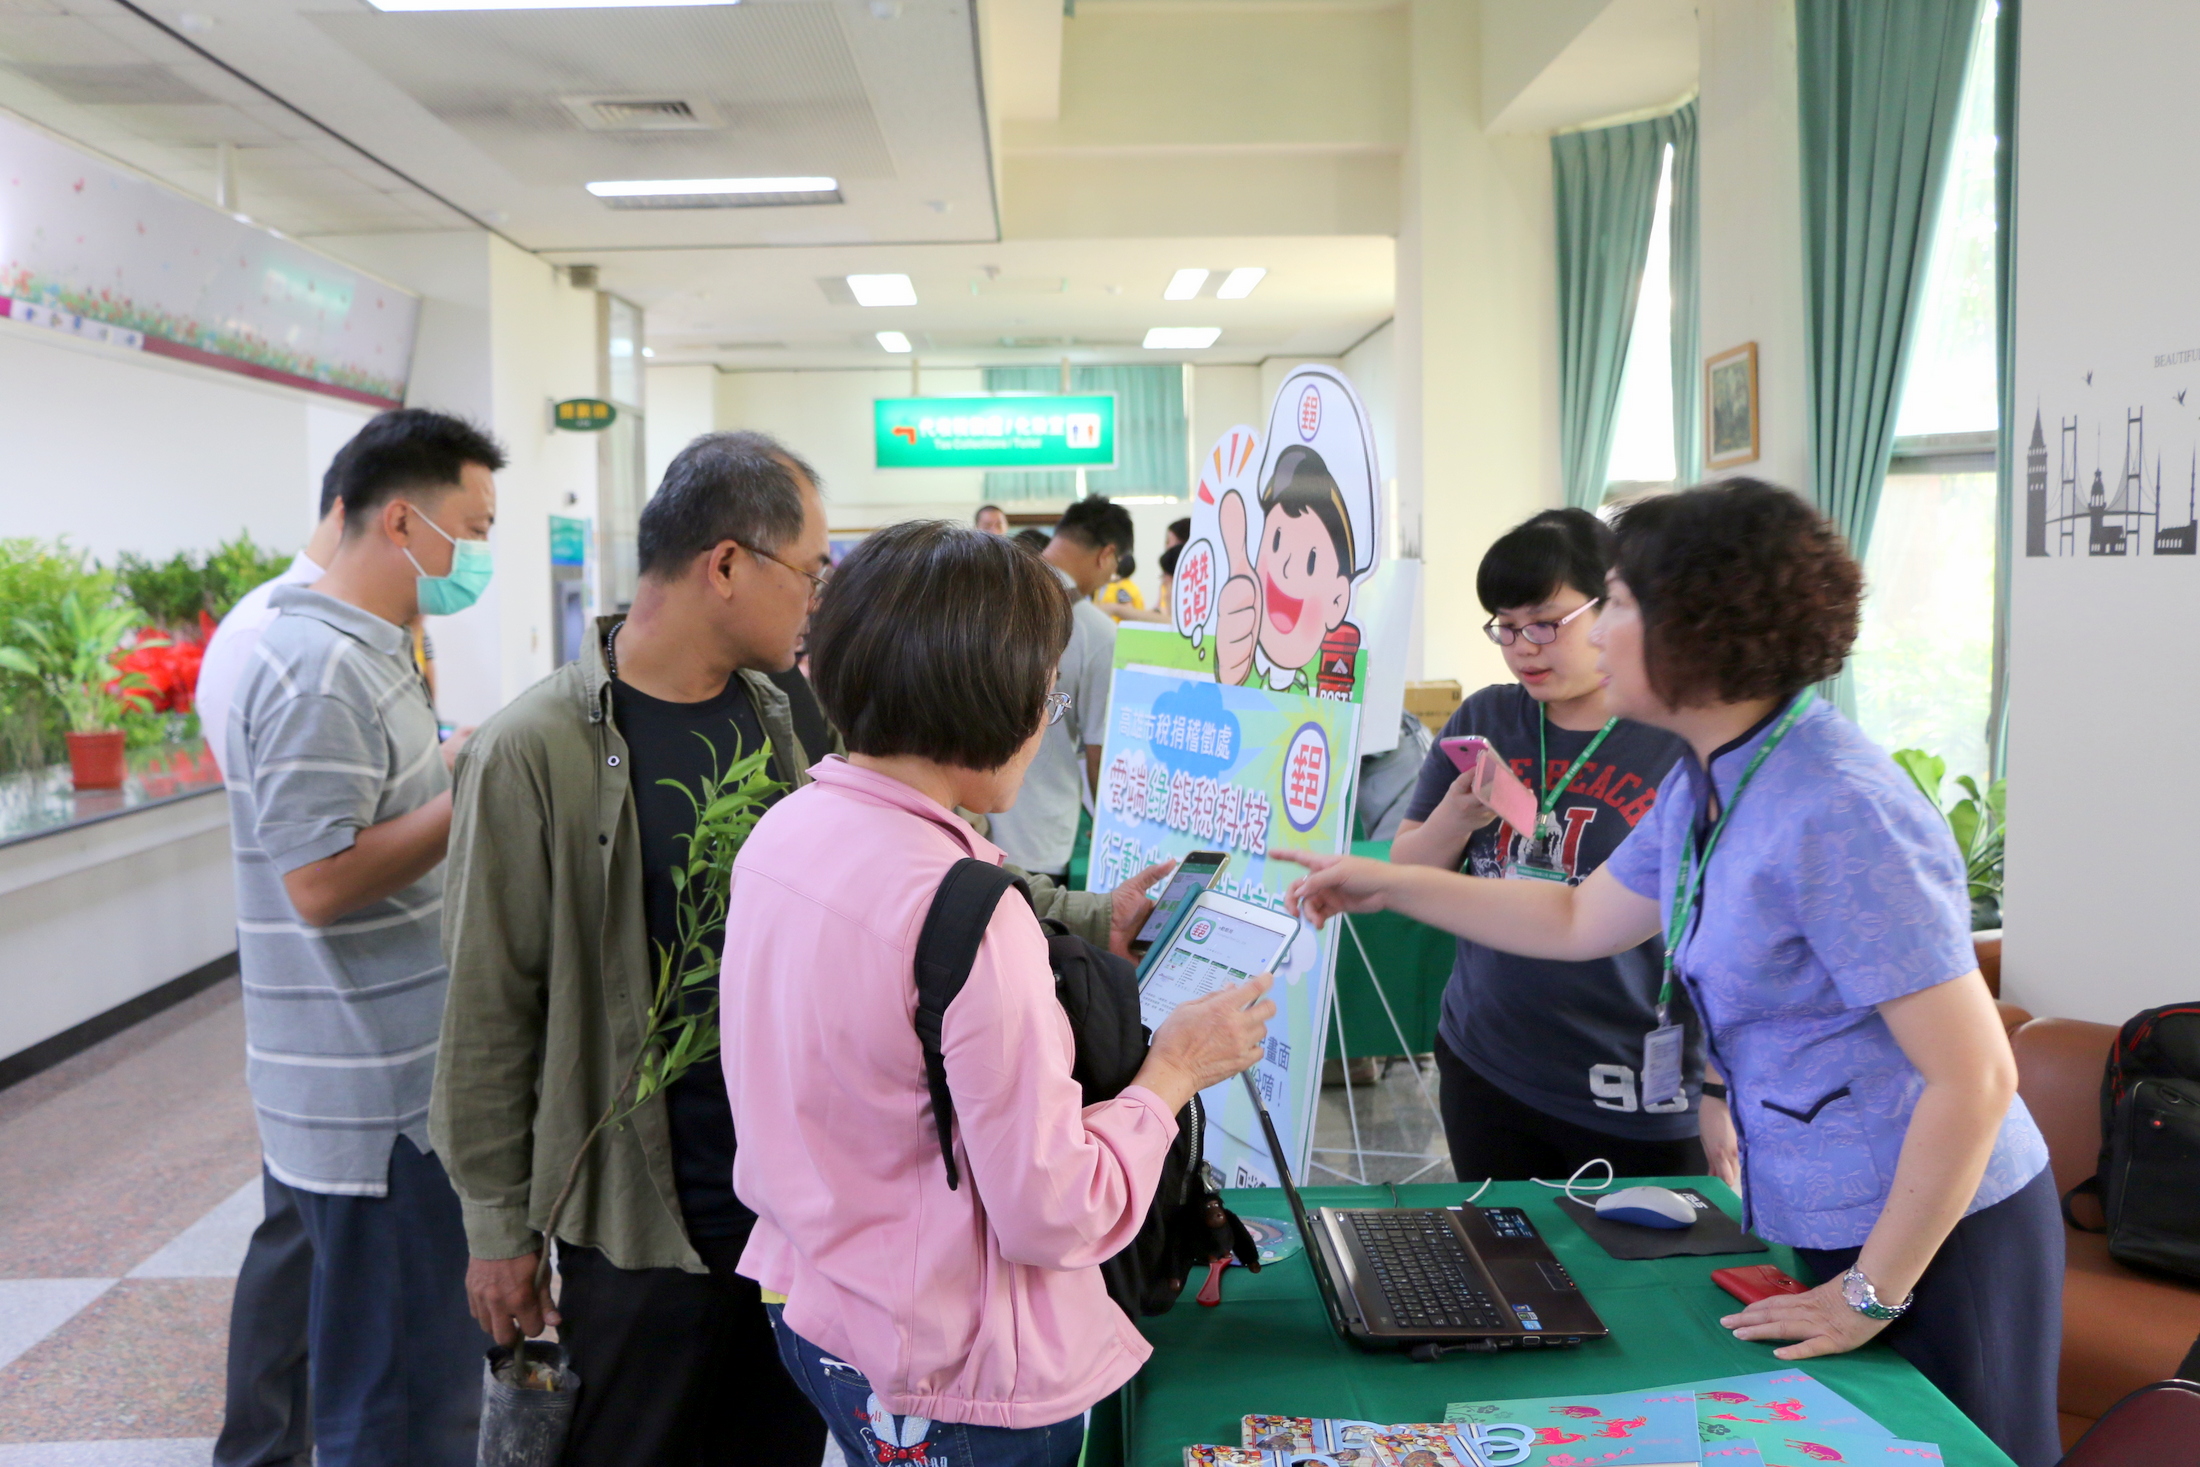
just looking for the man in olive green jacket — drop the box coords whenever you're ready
[430,433,1153,1466]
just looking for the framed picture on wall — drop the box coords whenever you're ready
[1704,342,1760,469]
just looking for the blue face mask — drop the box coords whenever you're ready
[400,503,494,615]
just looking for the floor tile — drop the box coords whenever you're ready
[1310,1056,1453,1186]
[0,1440,218,1465]
[128,1179,261,1280]
[0,986,260,1279]
[0,1279,229,1443]
[0,1284,113,1374]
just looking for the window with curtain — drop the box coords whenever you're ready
[1604,146,1677,492]
[980,364,1188,503]
[1851,2,1998,782]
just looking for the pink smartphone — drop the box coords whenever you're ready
[1437,736,1540,835]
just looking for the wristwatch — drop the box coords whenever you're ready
[1840,1266,1913,1321]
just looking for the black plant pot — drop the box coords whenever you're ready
[477,1341,580,1467]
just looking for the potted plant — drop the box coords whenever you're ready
[1891,748,2006,984]
[0,592,159,789]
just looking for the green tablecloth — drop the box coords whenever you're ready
[1093,1177,2013,1467]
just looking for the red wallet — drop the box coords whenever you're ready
[1711,1264,1808,1305]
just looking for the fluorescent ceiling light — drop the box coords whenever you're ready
[587,176,834,198]
[1143,327,1221,350]
[369,0,734,10]
[1216,267,1267,300]
[1163,268,1209,301]
[848,273,918,307]
[876,331,913,353]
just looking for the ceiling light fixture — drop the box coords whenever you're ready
[876,331,913,353]
[848,274,918,307]
[641,347,656,358]
[1143,327,1221,349]
[368,0,735,10]
[1163,268,1208,301]
[586,176,835,198]
[1216,267,1267,300]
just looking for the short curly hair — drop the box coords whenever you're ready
[1610,479,1861,707]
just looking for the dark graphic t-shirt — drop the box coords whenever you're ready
[612,672,782,1240]
[1403,682,1701,1138]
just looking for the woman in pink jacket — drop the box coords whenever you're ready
[721,520,1274,1467]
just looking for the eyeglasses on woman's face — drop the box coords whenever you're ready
[1045,691,1071,726]
[1482,597,1602,647]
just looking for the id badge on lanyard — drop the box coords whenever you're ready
[1508,816,1572,883]
[1641,1017,1686,1106]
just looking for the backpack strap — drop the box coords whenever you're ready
[912,858,1032,1190]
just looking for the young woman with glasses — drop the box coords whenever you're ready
[1387,508,1729,1186]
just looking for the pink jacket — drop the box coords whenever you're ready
[723,757,1178,1429]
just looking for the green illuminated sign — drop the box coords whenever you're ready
[875,394,1116,469]
[552,398,617,432]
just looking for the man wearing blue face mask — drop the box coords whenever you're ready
[222,408,505,1467]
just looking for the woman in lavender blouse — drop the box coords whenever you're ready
[1282,481,2058,1467]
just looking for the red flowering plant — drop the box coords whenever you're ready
[109,621,203,715]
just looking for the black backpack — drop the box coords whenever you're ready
[911,858,1259,1318]
[2062,1002,2200,1282]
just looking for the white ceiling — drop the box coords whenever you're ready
[563,234,1396,370]
[0,0,996,249]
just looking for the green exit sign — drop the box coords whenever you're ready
[875,395,1116,469]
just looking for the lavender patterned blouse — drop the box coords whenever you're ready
[1602,698,2047,1249]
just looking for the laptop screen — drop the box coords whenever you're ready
[1242,1072,1351,1337]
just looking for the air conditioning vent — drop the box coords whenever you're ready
[558,95,721,132]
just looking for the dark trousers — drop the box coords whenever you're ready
[556,1233,827,1467]
[1436,1036,1707,1183]
[1796,1166,2064,1467]
[289,1137,487,1467]
[770,1305,1083,1467]
[215,1169,314,1467]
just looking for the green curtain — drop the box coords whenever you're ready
[981,364,1187,503]
[1667,101,1702,486]
[1553,116,1669,509]
[1986,0,2020,779]
[1796,0,1985,711]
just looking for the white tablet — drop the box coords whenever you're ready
[1136,888,1299,1036]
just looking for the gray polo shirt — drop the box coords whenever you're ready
[988,565,1117,876]
[225,585,450,1197]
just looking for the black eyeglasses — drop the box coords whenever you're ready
[1482,598,1601,647]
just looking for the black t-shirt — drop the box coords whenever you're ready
[611,672,781,1240]
[767,665,832,771]
[1403,682,1702,1139]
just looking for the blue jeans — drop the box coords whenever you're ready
[288,1137,486,1467]
[767,1306,1084,1467]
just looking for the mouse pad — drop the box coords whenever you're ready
[1556,1188,1769,1259]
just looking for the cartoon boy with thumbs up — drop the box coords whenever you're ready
[1215,444,1359,693]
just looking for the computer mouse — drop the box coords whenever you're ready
[1593,1185,1698,1229]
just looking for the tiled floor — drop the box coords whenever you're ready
[0,979,1449,1457]
[0,979,257,1461]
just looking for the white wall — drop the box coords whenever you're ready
[645,363,718,495]
[0,319,371,561]
[318,231,599,726]
[2000,0,2200,1026]
[1399,0,1562,694]
[1696,0,1810,493]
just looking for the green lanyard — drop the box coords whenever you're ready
[1533,707,1618,839]
[1656,692,1815,1019]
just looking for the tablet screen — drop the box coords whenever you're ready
[1138,896,1295,1036]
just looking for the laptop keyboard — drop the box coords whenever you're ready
[1345,1212,1506,1331]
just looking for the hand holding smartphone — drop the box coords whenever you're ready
[1437,735,1540,835]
